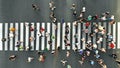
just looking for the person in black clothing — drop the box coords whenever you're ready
[110,53,117,59]
[9,55,16,61]
[32,4,39,10]
[64,35,68,40]
[48,40,52,46]
[1,38,6,42]
[65,29,69,35]
[73,10,77,16]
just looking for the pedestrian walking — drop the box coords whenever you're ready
[66,51,70,57]
[1,38,6,42]
[90,60,95,66]
[38,54,45,62]
[9,55,16,61]
[61,59,67,66]
[78,60,84,65]
[32,4,39,10]
[27,57,34,62]
[67,64,72,68]
[100,63,107,68]
[81,7,86,13]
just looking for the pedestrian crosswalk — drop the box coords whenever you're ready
[0,22,120,51]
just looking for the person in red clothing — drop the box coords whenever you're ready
[40,27,45,33]
[85,22,90,27]
[30,27,34,31]
[109,42,115,49]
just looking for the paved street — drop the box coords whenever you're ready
[0,0,120,22]
[0,0,120,68]
[0,49,120,68]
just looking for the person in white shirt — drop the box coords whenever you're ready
[101,16,106,21]
[82,7,86,13]
[110,15,114,20]
[27,57,34,62]
[49,1,56,11]
[9,32,15,38]
[61,59,67,66]
[93,44,97,49]
[66,51,70,57]
[71,4,76,10]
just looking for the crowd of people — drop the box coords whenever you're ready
[1,0,119,68]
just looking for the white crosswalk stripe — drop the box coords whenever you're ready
[72,23,76,50]
[30,23,35,51]
[0,22,120,51]
[9,23,14,51]
[57,23,61,49]
[41,23,45,50]
[36,22,40,50]
[113,23,116,49]
[82,23,86,49]
[15,23,19,51]
[4,23,8,50]
[20,23,24,51]
[25,22,29,50]
[62,23,65,50]
[0,23,3,50]
[117,22,120,49]
[52,23,56,50]
[47,23,51,50]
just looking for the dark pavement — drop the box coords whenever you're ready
[0,49,120,68]
[0,0,120,22]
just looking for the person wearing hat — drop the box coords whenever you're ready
[9,27,16,32]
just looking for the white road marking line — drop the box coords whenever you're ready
[31,23,34,50]
[36,23,40,50]
[47,23,50,50]
[41,23,45,50]
[9,23,14,51]
[0,23,3,50]
[72,23,75,50]
[52,23,56,50]
[25,22,29,50]
[4,23,8,50]
[57,23,61,49]
[14,23,19,51]
[113,23,116,49]
[62,23,65,50]
[117,22,120,49]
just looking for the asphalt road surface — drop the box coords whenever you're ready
[0,0,120,22]
[0,49,120,68]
